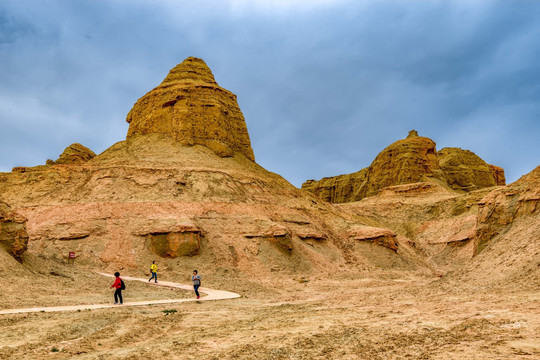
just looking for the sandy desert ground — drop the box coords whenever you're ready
[0,263,538,360]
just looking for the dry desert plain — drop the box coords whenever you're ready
[0,257,539,359]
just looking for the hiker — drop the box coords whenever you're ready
[110,272,123,305]
[192,270,201,299]
[149,260,158,283]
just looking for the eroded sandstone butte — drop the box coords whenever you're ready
[126,57,255,161]
[0,57,419,277]
[302,130,505,203]
[0,202,28,261]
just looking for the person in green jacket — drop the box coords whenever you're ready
[148,261,158,283]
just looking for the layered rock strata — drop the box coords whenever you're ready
[476,165,540,253]
[126,57,255,161]
[0,202,28,261]
[302,130,505,203]
[53,143,96,165]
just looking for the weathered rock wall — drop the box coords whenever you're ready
[437,147,504,191]
[475,165,540,253]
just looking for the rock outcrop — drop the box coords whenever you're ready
[476,165,540,253]
[437,147,505,191]
[302,131,505,203]
[347,226,398,252]
[0,202,28,261]
[53,143,96,165]
[302,169,367,203]
[445,166,540,289]
[126,57,255,161]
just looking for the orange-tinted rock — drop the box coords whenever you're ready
[54,143,96,165]
[437,147,505,191]
[0,202,28,261]
[489,164,506,186]
[301,169,367,203]
[135,219,202,258]
[476,165,540,253]
[0,58,418,276]
[126,57,255,161]
[347,226,398,251]
[302,131,505,203]
[361,135,444,198]
[303,132,444,202]
[148,232,201,258]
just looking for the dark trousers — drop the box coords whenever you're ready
[149,272,157,282]
[194,285,200,297]
[114,288,123,304]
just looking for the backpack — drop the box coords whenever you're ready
[120,279,126,290]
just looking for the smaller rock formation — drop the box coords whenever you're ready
[347,226,398,251]
[476,165,540,253]
[301,169,367,203]
[244,224,293,254]
[489,164,506,186]
[54,143,96,165]
[361,134,444,198]
[407,129,419,138]
[134,220,202,258]
[437,147,505,191]
[0,202,28,261]
[9,143,95,173]
[303,131,505,203]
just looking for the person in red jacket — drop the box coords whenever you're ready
[110,272,123,305]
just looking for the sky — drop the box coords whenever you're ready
[0,0,539,187]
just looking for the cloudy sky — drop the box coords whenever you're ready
[1,0,539,187]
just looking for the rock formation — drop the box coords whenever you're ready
[53,143,96,165]
[0,57,418,276]
[126,57,255,161]
[437,147,505,191]
[302,169,367,203]
[0,202,28,261]
[446,165,540,288]
[302,131,505,203]
[347,226,398,252]
[476,165,540,254]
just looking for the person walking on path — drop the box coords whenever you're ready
[192,270,201,299]
[149,261,158,283]
[110,272,123,305]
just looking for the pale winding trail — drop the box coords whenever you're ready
[0,273,240,315]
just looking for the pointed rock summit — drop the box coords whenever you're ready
[126,57,255,161]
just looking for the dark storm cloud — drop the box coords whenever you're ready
[0,0,539,187]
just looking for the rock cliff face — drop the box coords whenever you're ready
[302,169,367,203]
[126,57,255,161]
[302,131,505,203]
[0,202,28,261]
[476,165,540,253]
[0,57,419,276]
[445,166,540,288]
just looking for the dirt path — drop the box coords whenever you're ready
[0,273,240,315]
